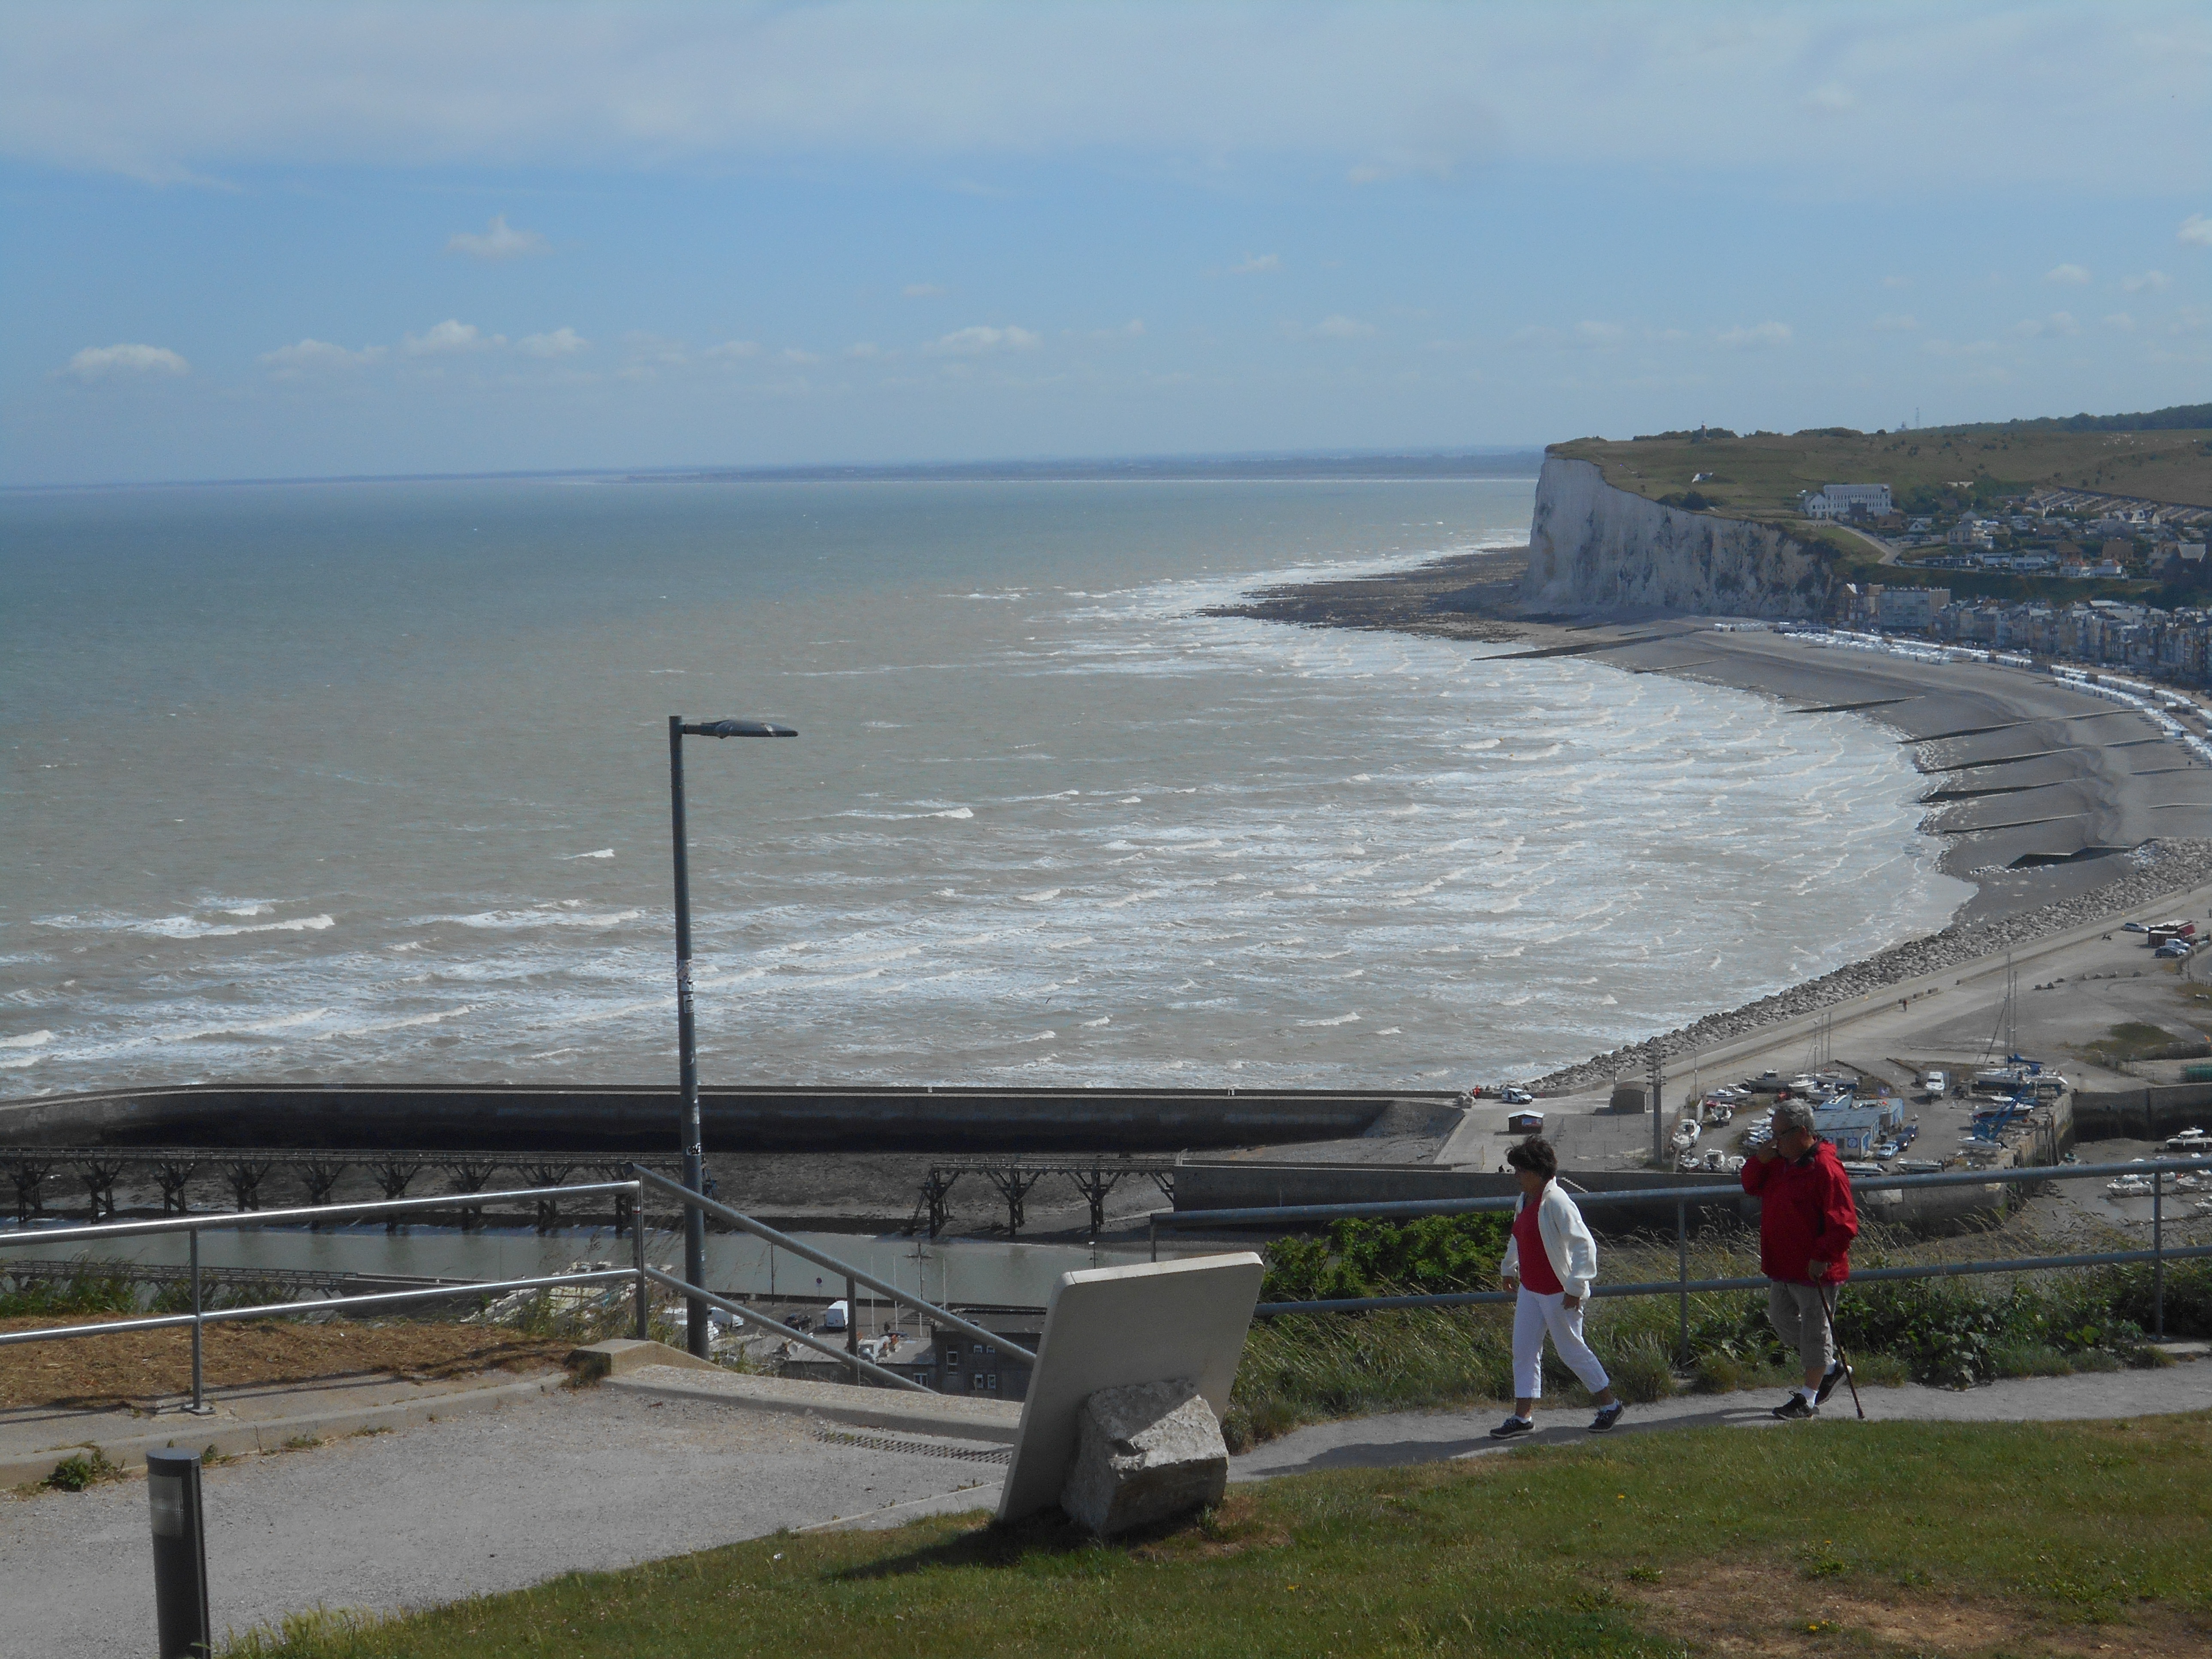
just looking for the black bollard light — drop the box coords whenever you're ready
[147,1447,212,1658]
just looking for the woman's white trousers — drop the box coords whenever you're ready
[1512,1287,1611,1400]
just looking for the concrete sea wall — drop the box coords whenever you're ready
[1519,455,1831,619]
[2071,1081,2212,1141]
[0,1084,1449,1155]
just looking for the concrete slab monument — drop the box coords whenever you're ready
[995,1252,1264,1525]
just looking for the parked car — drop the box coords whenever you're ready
[1922,1070,1948,1097]
[2157,939,2192,959]
[2123,921,2149,933]
[1875,1140,1902,1160]
[1501,1086,1534,1106]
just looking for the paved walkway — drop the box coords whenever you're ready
[6,1363,2208,1658]
[1229,1361,2212,1480]
[1,1386,1005,1659]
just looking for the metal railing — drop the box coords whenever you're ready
[0,1167,1036,1411]
[1150,1154,2212,1352]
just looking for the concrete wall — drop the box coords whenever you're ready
[1174,1160,1756,1235]
[1520,455,1832,619]
[1174,1159,2012,1238]
[0,1084,1442,1155]
[2070,1082,2212,1141]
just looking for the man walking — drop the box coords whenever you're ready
[1741,1098,1858,1419]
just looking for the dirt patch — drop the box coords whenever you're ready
[0,1314,570,1411]
[1621,1558,2206,1658]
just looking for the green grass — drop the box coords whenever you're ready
[220,1414,2212,1657]
[2076,1021,2193,1066]
[1556,425,2212,519]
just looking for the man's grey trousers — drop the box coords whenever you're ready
[1767,1280,1835,1376]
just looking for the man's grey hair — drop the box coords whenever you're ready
[1772,1099,1818,1138]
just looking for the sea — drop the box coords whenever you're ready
[0,474,1975,1101]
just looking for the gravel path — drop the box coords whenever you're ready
[1229,1361,2212,1480]
[0,1388,1001,1659]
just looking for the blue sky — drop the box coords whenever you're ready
[3,1,2208,485]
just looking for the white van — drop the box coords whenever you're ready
[1923,1070,1949,1098]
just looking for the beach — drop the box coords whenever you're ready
[1213,548,2212,1094]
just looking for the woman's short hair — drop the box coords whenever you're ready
[1772,1099,1818,1138]
[1505,1136,1558,1179]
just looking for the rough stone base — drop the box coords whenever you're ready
[1059,1377,1228,1537]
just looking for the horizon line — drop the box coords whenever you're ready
[0,444,1550,496]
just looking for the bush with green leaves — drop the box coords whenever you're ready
[1,1264,138,1319]
[1260,1213,1508,1303]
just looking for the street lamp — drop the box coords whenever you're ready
[668,714,798,1358]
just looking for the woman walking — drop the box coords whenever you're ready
[1491,1136,1624,1437]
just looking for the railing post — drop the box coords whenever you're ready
[845,1275,860,1379]
[188,1227,210,1416]
[632,1193,649,1343]
[1676,1201,1689,1363]
[2153,1170,2165,1340]
[1149,1215,1158,1263]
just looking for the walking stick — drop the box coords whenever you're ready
[1817,1283,1866,1421]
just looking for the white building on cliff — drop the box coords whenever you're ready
[1803,483,1893,520]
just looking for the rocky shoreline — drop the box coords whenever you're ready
[1525,838,2212,1095]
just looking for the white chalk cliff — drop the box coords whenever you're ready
[1519,455,1832,618]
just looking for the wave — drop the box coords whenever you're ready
[433,909,643,930]
[33,912,336,940]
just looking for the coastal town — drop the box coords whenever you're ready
[1814,477,2212,680]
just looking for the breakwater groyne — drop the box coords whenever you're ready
[0,1084,1462,1156]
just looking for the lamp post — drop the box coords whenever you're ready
[669,715,797,1358]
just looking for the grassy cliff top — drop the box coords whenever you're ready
[1553,422,2212,517]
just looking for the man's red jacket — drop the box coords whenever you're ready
[1741,1139,1858,1285]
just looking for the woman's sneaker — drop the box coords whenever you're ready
[1589,1402,1625,1434]
[1771,1394,1818,1420]
[1815,1362,1850,1405]
[1488,1416,1534,1439]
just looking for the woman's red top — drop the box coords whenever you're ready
[1512,1197,1563,1294]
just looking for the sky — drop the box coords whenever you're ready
[3,0,2208,486]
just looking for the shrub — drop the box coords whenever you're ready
[1261,1214,1509,1304]
[45,1447,121,1492]
[1604,1336,1677,1404]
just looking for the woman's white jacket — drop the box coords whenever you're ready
[1499,1180,1599,1300]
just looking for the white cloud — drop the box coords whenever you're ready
[782,346,823,365]
[845,341,881,358]
[1870,313,1918,332]
[901,283,945,298]
[1313,314,1376,339]
[258,338,382,374]
[517,326,589,357]
[1716,321,1793,349]
[446,215,549,260]
[2121,270,2173,292]
[704,340,761,360]
[921,324,1041,356]
[1228,252,1281,275]
[1079,319,1148,343]
[1882,275,1912,289]
[65,342,188,380]
[2179,214,2212,248]
[2104,312,2136,331]
[2045,262,2091,285]
[15,6,2206,198]
[1574,319,1626,344]
[404,319,503,355]
[2014,311,2081,337]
